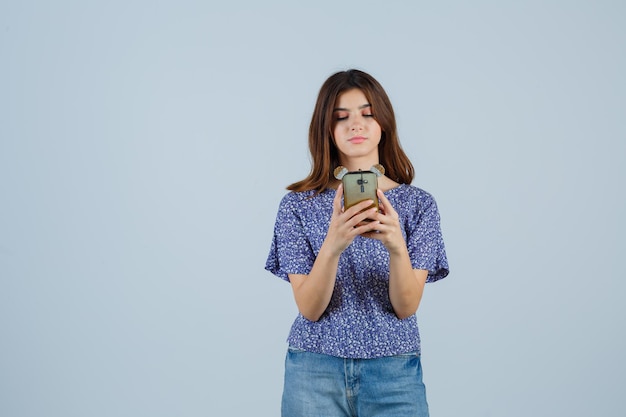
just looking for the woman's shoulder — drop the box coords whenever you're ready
[278,188,333,210]
[389,184,442,222]
[388,183,437,203]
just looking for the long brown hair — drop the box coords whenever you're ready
[288,69,414,193]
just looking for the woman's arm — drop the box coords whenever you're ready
[288,246,340,322]
[289,185,381,322]
[363,189,427,319]
[387,249,428,319]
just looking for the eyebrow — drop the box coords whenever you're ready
[333,103,372,112]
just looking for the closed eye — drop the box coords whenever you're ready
[334,111,349,121]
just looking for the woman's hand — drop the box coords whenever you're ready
[361,189,406,254]
[362,189,427,319]
[322,184,380,256]
[289,184,380,322]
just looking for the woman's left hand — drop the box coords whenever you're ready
[360,189,406,255]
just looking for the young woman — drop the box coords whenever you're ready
[265,69,449,417]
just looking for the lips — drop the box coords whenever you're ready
[349,136,366,144]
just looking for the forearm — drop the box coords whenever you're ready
[388,248,427,319]
[290,245,341,322]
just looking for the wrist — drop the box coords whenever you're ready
[387,244,410,259]
[318,242,344,261]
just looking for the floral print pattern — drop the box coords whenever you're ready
[265,184,449,358]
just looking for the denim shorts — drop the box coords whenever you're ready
[282,347,429,417]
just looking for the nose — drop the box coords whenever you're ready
[351,117,363,132]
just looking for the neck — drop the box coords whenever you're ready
[340,157,380,172]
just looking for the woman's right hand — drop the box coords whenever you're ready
[323,184,380,256]
[289,184,378,322]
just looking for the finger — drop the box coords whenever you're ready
[348,206,379,229]
[343,199,377,219]
[376,189,398,218]
[333,184,344,214]
[357,221,386,239]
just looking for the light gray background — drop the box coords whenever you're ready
[1,1,624,416]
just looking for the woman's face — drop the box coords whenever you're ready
[332,88,382,165]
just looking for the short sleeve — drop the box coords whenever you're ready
[406,193,449,283]
[264,193,316,282]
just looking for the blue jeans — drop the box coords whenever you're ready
[282,347,429,417]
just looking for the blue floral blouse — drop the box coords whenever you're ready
[265,184,449,358]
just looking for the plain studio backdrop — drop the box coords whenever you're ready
[1,1,624,416]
